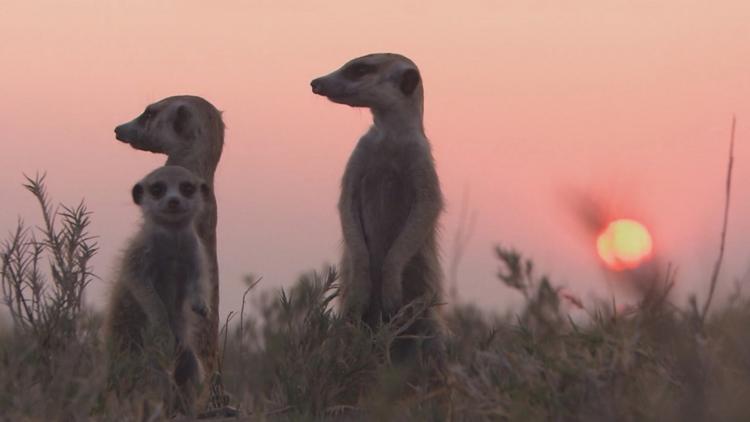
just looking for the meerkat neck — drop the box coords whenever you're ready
[372,105,424,137]
[144,219,197,237]
[166,154,216,185]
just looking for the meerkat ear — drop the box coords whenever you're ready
[132,183,144,205]
[200,182,210,200]
[173,105,193,138]
[399,68,421,96]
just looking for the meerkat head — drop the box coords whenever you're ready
[310,53,423,112]
[132,165,209,228]
[114,95,224,165]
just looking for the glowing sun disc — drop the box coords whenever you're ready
[596,219,653,271]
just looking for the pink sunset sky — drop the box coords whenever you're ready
[1,0,749,318]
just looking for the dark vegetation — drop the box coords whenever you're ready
[2,138,749,421]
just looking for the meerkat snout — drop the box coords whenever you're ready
[310,53,423,109]
[113,124,129,141]
[167,197,181,211]
[310,78,324,95]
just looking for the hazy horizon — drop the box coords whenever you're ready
[1,0,749,320]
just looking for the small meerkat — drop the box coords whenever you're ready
[114,95,224,379]
[107,165,211,414]
[311,53,445,358]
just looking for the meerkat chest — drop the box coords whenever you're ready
[357,145,415,251]
[146,233,200,298]
[359,144,414,200]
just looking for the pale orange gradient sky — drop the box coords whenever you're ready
[1,0,749,317]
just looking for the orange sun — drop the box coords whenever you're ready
[596,219,653,271]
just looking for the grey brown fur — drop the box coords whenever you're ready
[311,53,445,358]
[107,165,211,414]
[114,95,224,378]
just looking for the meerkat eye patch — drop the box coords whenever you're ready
[343,62,377,80]
[173,105,193,138]
[179,181,197,198]
[148,182,166,199]
[399,68,421,96]
[137,107,157,125]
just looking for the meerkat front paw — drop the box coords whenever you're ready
[381,272,403,317]
[342,295,367,319]
[340,266,371,319]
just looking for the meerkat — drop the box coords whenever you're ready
[107,165,211,414]
[311,53,445,360]
[114,95,224,380]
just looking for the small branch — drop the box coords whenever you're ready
[701,116,736,321]
[218,310,236,374]
[447,185,477,304]
[239,275,262,362]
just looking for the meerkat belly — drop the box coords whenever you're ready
[149,237,193,317]
[359,166,414,278]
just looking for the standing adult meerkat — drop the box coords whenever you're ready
[311,53,445,356]
[114,95,224,379]
[107,165,211,414]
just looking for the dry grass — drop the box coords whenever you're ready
[2,171,750,421]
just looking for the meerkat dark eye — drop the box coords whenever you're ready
[179,182,196,198]
[138,108,156,124]
[148,182,166,199]
[344,63,376,80]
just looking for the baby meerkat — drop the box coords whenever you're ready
[107,165,211,414]
[311,53,445,360]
